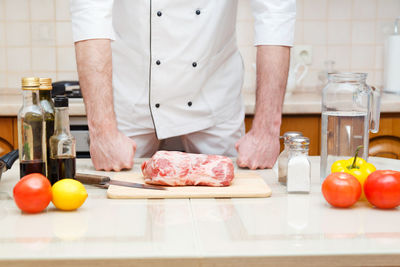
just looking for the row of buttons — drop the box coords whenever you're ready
[154,101,193,108]
[153,9,199,110]
[155,60,197,67]
[157,9,201,17]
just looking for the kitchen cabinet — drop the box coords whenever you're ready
[0,117,17,156]
[245,113,400,158]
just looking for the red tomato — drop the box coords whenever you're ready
[364,170,400,209]
[13,173,52,214]
[322,172,362,208]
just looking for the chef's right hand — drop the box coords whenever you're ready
[89,129,136,171]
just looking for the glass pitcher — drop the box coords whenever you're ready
[320,73,380,181]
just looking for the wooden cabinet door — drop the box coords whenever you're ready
[245,115,321,156]
[0,118,15,156]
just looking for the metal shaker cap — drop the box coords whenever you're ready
[282,131,303,144]
[289,136,310,150]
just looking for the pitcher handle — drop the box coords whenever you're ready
[370,86,381,133]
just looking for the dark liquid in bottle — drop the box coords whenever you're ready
[20,160,46,178]
[49,156,76,185]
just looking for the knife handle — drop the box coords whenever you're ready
[75,173,110,185]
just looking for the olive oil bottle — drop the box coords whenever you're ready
[49,96,76,184]
[18,77,46,178]
[39,78,55,178]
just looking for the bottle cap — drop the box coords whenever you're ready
[282,131,303,144]
[54,96,69,107]
[21,77,40,90]
[39,77,52,90]
[289,136,310,150]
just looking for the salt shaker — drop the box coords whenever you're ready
[278,131,302,185]
[287,136,311,193]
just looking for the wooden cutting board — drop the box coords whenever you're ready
[107,172,272,199]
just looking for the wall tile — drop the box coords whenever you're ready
[296,0,304,20]
[30,0,55,21]
[55,0,71,21]
[56,71,78,81]
[7,71,34,89]
[375,70,383,87]
[352,0,377,20]
[304,0,327,20]
[311,45,327,69]
[57,47,76,71]
[0,47,6,70]
[375,45,384,69]
[7,47,31,72]
[236,21,254,46]
[294,20,304,44]
[31,22,55,46]
[6,22,30,46]
[35,71,57,81]
[327,45,351,70]
[237,0,252,21]
[0,22,5,46]
[328,0,352,20]
[377,0,400,19]
[5,0,29,21]
[32,47,56,71]
[304,21,327,45]
[352,21,375,44]
[0,1,5,21]
[327,21,351,45]
[0,71,7,88]
[351,46,375,69]
[56,22,73,46]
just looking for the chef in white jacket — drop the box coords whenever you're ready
[70,0,295,171]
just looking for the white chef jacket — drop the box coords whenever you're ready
[70,0,296,139]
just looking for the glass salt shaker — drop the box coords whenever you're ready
[278,131,302,185]
[287,137,311,194]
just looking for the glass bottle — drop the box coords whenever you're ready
[39,77,55,177]
[278,131,302,185]
[18,77,46,178]
[49,96,76,184]
[320,73,380,182]
[287,137,311,194]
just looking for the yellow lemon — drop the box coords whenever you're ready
[51,179,88,211]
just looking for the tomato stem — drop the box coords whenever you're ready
[350,145,364,169]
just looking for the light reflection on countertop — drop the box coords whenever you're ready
[1,157,400,266]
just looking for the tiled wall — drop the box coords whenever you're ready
[0,0,399,92]
[238,0,400,92]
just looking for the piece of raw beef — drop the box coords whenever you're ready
[141,151,234,186]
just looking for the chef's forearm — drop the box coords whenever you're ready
[251,45,290,136]
[75,39,118,135]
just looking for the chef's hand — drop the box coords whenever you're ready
[235,130,280,170]
[90,129,136,171]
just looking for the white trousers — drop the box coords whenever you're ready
[131,111,245,157]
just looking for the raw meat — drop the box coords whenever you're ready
[141,151,234,186]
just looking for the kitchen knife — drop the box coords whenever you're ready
[75,173,166,190]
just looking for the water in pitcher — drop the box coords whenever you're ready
[320,111,369,181]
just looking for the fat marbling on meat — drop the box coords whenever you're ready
[141,151,234,186]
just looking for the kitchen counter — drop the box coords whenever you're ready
[1,90,400,116]
[1,157,400,266]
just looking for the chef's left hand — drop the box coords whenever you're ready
[235,130,280,170]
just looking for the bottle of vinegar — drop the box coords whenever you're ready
[39,77,55,177]
[18,77,47,178]
[49,96,76,184]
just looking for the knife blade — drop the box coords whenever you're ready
[75,173,166,190]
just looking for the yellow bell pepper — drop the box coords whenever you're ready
[331,146,376,199]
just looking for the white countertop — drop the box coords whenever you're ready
[1,90,400,116]
[1,157,400,266]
